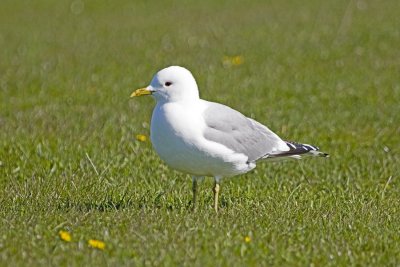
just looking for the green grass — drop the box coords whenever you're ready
[1,0,400,266]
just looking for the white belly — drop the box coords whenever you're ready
[150,101,254,177]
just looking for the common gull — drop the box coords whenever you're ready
[131,66,328,212]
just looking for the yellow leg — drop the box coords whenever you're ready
[213,181,220,213]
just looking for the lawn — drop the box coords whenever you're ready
[1,0,399,266]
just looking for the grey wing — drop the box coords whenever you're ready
[202,102,289,162]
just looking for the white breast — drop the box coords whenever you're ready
[150,101,254,177]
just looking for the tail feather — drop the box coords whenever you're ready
[263,141,329,161]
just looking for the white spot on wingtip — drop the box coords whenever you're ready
[287,143,296,149]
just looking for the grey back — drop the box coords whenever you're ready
[202,102,286,162]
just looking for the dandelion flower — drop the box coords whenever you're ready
[59,230,72,242]
[231,55,244,65]
[223,55,244,67]
[88,239,106,250]
[244,236,251,243]
[136,134,148,142]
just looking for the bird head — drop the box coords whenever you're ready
[131,66,200,103]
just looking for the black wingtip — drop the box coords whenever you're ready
[283,141,328,157]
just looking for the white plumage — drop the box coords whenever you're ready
[131,66,328,212]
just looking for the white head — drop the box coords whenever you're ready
[131,66,200,103]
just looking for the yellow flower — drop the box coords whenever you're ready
[223,55,244,67]
[88,239,106,250]
[232,55,244,65]
[136,134,148,142]
[59,230,72,242]
[244,236,251,243]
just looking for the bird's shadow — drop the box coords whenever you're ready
[57,198,135,212]
[56,191,193,213]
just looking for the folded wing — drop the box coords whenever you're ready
[202,102,289,162]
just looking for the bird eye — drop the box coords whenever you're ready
[165,82,172,87]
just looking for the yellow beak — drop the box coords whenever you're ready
[130,87,152,97]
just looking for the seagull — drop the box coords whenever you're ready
[131,66,328,212]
